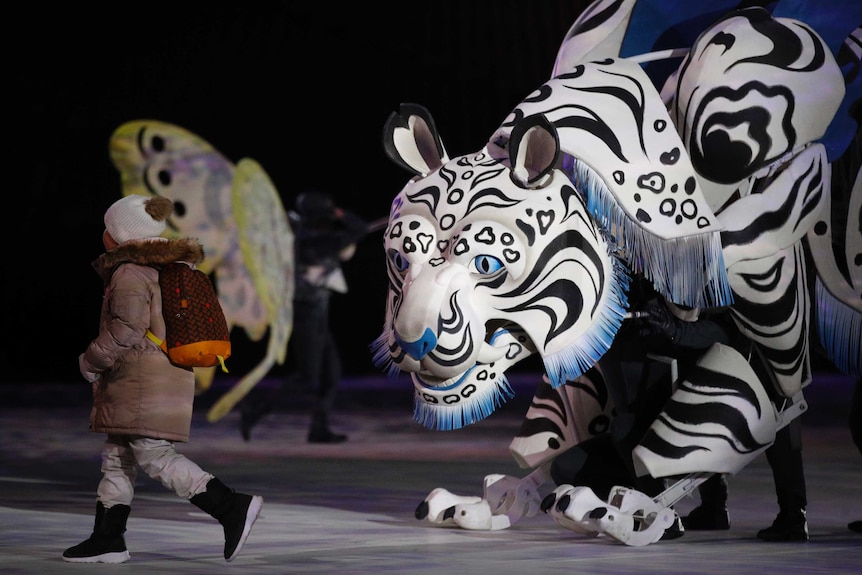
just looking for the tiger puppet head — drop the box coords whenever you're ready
[374,60,733,432]
[372,107,629,431]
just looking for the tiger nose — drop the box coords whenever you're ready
[394,328,438,360]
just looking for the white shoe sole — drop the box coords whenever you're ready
[62,550,130,563]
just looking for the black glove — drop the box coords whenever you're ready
[637,298,678,341]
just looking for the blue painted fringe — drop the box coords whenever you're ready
[816,277,862,378]
[564,156,733,309]
[413,376,515,431]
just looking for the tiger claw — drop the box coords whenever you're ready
[416,488,483,525]
[543,484,605,536]
[418,465,552,530]
[544,484,678,546]
[451,499,512,530]
[482,463,550,523]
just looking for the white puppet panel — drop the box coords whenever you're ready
[508,368,615,469]
[669,7,845,212]
[632,342,777,479]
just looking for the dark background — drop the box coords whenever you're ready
[7,2,591,384]
[7,1,857,385]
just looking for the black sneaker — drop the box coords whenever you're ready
[682,505,730,530]
[848,520,862,533]
[757,509,808,541]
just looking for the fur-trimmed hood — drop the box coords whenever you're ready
[92,237,206,283]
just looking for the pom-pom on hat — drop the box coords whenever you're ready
[104,195,173,244]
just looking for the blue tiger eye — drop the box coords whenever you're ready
[472,254,503,275]
[388,248,409,272]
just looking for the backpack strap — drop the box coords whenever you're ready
[146,329,168,353]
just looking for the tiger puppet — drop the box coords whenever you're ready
[372,0,859,546]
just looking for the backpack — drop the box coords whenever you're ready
[146,262,231,371]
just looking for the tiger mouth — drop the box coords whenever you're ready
[414,327,513,389]
[414,344,506,391]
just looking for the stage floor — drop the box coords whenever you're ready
[1,374,860,574]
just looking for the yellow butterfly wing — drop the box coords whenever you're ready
[206,158,295,422]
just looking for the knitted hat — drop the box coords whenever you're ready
[104,195,173,243]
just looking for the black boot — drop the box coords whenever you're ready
[757,508,809,541]
[307,412,347,444]
[240,399,272,442]
[682,474,730,530]
[683,504,730,530]
[190,477,263,561]
[62,502,131,563]
[661,513,686,541]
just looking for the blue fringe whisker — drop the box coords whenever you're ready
[413,376,515,431]
[564,156,733,309]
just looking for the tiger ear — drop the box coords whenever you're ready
[382,103,449,176]
[507,114,560,188]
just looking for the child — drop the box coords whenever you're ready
[64,194,263,563]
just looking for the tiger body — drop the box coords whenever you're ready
[375,0,859,543]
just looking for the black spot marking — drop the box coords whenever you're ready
[660,147,679,165]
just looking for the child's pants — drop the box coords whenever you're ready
[96,434,213,507]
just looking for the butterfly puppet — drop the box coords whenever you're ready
[109,120,295,422]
